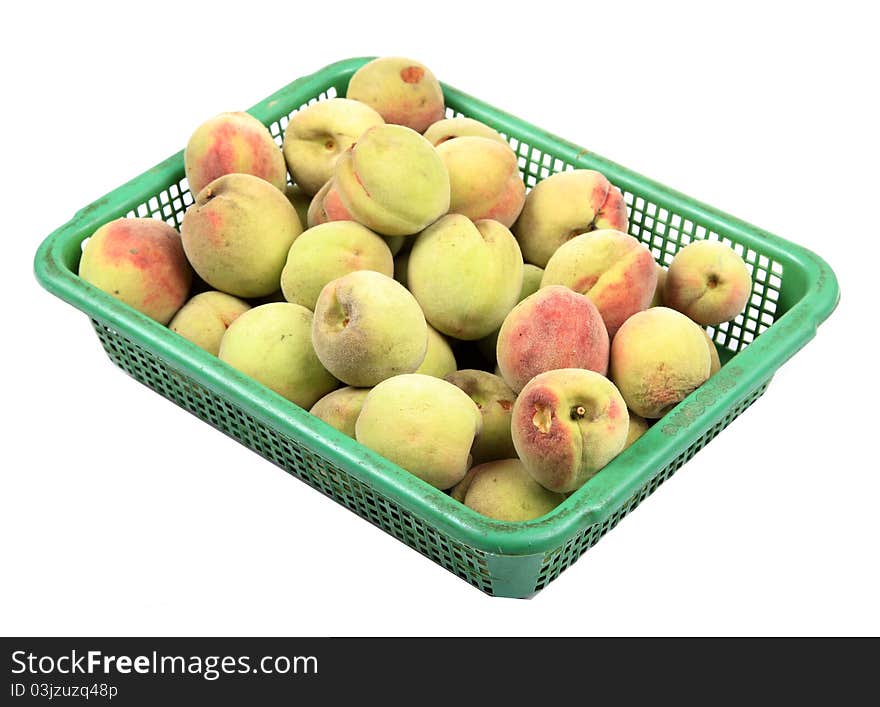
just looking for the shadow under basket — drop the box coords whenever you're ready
[34,57,839,598]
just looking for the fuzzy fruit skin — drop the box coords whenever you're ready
[610,307,712,418]
[282,98,384,196]
[218,303,338,408]
[455,459,565,521]
[346,57,445,133]
[355,374,482,490]
[541,229,658,338]
[436,137,526,227]
[423,117,507,146]
[331,124,450,237]
[309,386,371,439]
[415,326,457,378]
[622,413,651,450]
[280,221,393,310]
[408,215,524,340]
[703,330,722,375]
[477,263,543,363]
[664,240,753,325]
[512,369,629,494]
[513,169,628,267]
[79,217,192,325]
[181,173,303,298]
[649,265,667,308]
[496,286,609,393]
[169,291,251,355]
[184,112,287,196]
[445,370,517,465]
[285,185,312,227]
[311,270,427,387]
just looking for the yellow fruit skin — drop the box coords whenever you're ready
[181,173,302,298]
[355,374,482,490]
[610,307,712,418]
[169,291,251,355]
[408,215,524,340]
[218,303,338,409]
[311,271,427,387]
[457,459,565,522]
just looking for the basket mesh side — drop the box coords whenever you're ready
[92,319,495,594]
[533,381,770,591]
[104,85,787,597]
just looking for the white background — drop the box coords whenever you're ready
[2,1,877,636]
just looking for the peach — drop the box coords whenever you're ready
[181,173,303,298]
[282,98,384,196]
[513,169,628,267]
[383,235,406,256]
[455,459,565,521]
[346,57,445,133]
[306,179,333,228]
[218,302,338,408]
[512,369,629,493]
[477,263,543,363]
[355,374,481,490]
[541,229,658,338]
[329,124,450,236]
[664,240,752,325]
[309,386,371,439]
[408,215,523,339]
[280,221,393,310]
[496,286,609,393]
[623,413,651,450]
[649,265,667,307]
[168,291,251,355]
[436,136,525,227]
[184,112,287,196]
[704,329,722,375]
[415,326,457,378]
[285,185,312,227]
[610,307,711,418]
[78,218,192,324]
[445,370,517,464]
[311,270,427,387]
[423,117,507,146]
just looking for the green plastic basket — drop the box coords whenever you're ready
[34,57,839,598]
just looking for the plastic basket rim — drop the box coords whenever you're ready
[33,56,840,558]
